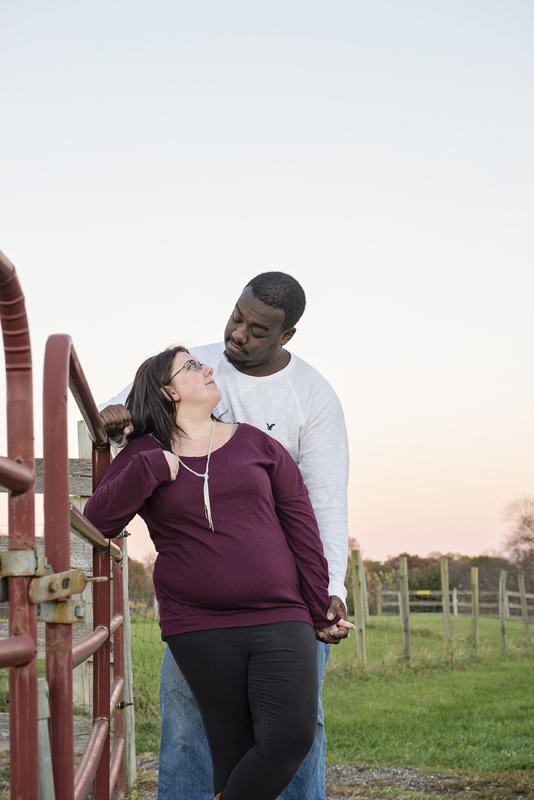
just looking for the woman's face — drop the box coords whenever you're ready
[165,351,221,409]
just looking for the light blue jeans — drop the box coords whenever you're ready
[158,639,331,800]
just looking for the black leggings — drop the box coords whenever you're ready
[167,621,318,800]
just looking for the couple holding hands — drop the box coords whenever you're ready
[86,272,352,800]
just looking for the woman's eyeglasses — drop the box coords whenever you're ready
[169,360,205,381]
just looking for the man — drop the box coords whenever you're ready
[101,272,350,800]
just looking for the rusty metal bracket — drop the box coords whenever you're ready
[36,598,86,624]
[0,550,47,577]
[29,568,91,604]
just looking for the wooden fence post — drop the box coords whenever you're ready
[122,536,137,791]
[351,550,366,667]
[452,587,458,616]
[376,580,382,616]
[518,573,532,649]
[471,566,479,656]
[38,679,56,800]
[499,570,508,653]
[440,557,453,665]
[398,556,411,664]
[360,558,370,624]
[72,422,94,711]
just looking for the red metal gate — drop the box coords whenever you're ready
[44,333,126,800]
[0,250,127,800]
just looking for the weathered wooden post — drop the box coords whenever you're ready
[440,557,453,666]
[38,679,56,800]
[499,570,508,653]
[452,587,458,616]
[471,566,479,656]
[121,536,137,790]
[376,580,382,617]
[518,573,532,649]
[351,550,366,668]
[398,556,411,664]
[361,559,370,624]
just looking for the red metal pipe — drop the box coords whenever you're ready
[70,503,122,560]
[72,615,124,670]
[74,718,109,800]
[0,635,35,668]
[110,614,124,634]
[72,627,110,670]
[109,737,125,798]
[109,678,124,719]
[44,334,75,800]
[69,346,108,448]
[0,456,34,493]
[0,250,38,800]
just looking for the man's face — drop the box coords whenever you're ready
[223,287,295,371]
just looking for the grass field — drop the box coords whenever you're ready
[324,651,534,772]
[130,613,534,775]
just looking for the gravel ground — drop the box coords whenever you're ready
[133,755,534,799]
[0,748,530,798]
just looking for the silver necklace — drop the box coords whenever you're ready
[174,419,216,531]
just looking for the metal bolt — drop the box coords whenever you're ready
[74,606,85,619]
[49,580,59,593]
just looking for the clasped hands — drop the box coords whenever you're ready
[316,596,354,644]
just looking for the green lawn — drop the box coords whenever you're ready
[130,615,167,753]
[324,651,534,772]
[2,611,528,778]
[323,615,534,772]
[128,613,534,772]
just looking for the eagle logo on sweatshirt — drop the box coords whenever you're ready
[266,423,276,431]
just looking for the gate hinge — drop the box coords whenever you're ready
[0,550,48,577]
[37,598,86,624]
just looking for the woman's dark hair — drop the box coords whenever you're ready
[126,346,190,451]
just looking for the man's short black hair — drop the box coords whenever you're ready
[245,272,306,330]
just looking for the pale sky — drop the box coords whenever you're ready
[1,1,533,563]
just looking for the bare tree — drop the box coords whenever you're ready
[502,495,534,561]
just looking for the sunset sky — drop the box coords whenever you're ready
[1,1,533,564]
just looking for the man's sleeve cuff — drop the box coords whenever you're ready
[328,582,347,604]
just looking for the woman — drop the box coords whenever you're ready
[85,346,352,800]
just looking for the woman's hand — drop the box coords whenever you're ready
[163,451,180,481]
[316,618,355,643]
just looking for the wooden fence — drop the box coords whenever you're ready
[351,551,533,667]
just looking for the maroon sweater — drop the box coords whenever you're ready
[84,423,337,638]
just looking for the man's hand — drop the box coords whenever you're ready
[316,618,354,644]
[316,595,350,644]
[100,404,134,437]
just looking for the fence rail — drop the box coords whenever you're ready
[380,588,534,618]
[352,551,533,668]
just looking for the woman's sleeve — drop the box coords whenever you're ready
[84,445,171,537]
[269,441,341,629]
